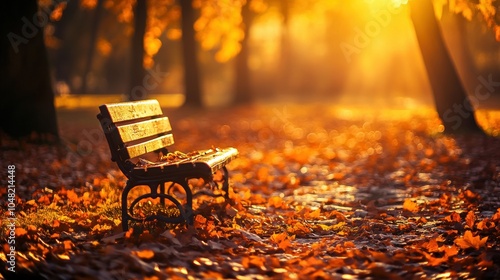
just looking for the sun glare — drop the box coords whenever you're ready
[391,0,409,8]
[364,0,409,8]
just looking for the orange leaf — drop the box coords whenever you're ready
[477,219,495,230]
[125,228,134,239]
[278,238,291,250]
[329,210,347,222]
[270,232,294,250]
[304,208,321,219]
[343,241,355,248]
[423,252,448,266]
[63,240,74,250]
[256,167,269,181]
[242,256,265,269]
[403,199,419,212]
[370,251,390,262]
[491,208,500,221]
[239,189,252,201]
[444,245,459,257]
[288,221,311,235]
[15,227,28,237]
[270,232,287,244]
[268,196,286,209]
[423,238,440,253]
[444,212,461,223]
[465,211,475,228]
[417,216,428,224]
[99,188,108,199]
[478,252,494,267]
[463,190,479,200]
[66,189,80,203]
[38,195,51,205]
[454,230,488,250]
[57,254,70,260]
[134,249,155,260]
[195,214,207,224]
[329,258,345,267]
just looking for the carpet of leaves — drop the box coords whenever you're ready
[1,104,500,279]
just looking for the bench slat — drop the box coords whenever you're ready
[101,99,163,122]
[117,117,172,143]
[125,134,175,159]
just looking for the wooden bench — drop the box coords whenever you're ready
[97,99,238,231]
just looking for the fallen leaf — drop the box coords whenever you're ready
[329,210,347,222]
[423,238,440,253]
[491,208,500,221]
[403,199,419,212]
[134,249,155,260]
[304,208,321,219]
[454,230,488,250]
[63,240,73,250]
[444,245,458,257]
[444,212,461,223]
[15,227,28,237]
[465,211,475,228]
[270,232,288,244]
[268,196,287,209]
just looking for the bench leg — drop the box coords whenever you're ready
[222,166,230,200]
[157,178,194,225]
[121,180,133,231]
[159,182,165,206]
[121,177,196,230]
[178,177,194,225]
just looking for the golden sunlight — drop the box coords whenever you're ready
[338,0,432,106]
[364,0,409,7]
[391,0,409,8]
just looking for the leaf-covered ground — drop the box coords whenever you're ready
[1,103,500,279]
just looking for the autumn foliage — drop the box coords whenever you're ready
[1,104,500,278]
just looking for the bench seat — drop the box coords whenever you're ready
[131,147,238,179]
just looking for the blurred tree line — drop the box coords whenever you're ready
[1,0,500,138]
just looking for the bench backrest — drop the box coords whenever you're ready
[97,99,174,169]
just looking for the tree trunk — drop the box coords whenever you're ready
[410,0,483,134]
[127,0,147,101]
[0,0,59,140]
[81,0,104,94]
[233,1,253,105]
[275,0,290,98]
[52,0,79,93]
[180,0,203,107]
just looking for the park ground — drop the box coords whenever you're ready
[1,99,500,279]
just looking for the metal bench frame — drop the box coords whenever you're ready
[97,99,238,231]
